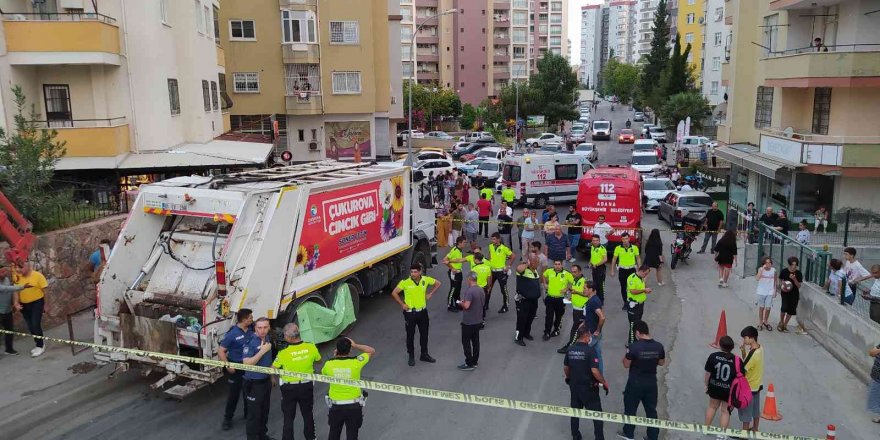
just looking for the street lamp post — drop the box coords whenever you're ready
[405,8,458,167]
[514,81,520,150]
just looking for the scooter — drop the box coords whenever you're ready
[669,229,698,269]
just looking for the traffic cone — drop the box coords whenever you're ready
[761,383,783,421]
[825,424,836,440]
[709,310,728,348]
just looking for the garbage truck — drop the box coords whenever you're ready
[93,161,436,397]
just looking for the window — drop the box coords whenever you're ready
[43,84,72,126]
[710,81,719,95]
[401,44,412,60]
[685,32,694,43]
[195,1,205,34]
[512,29,527,43]
[329,21,359,44]
[204,5,212,37]
[230,20,255,40]
[298,129,305,142]
[812,88,832,135]
[211,81,219,110]
[282,10,317,44]
[233,72,260,93]
[555,164,578,180]
[715,7,723,22]
[754,86,773,129]
[212,6,219,39]
[201,80,211,112]
[549,36,561,46]
[284,64,320,96]
[686,13,694,24]
[331,71,361,94]
[688,0,695,4]
[513,46,526,59]
[513,11,527,25]
[714,32,722,46]
[167,79,180,115]
[762,15,778,54]
[402,62,414,77]
[712,57,720,71]
[218,73,232,110]
[311,129,317,140]
[401,27,412,40]
[160,0,169,24]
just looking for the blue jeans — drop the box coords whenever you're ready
[569,233,580,253]
[590,333,604,375]
[869,380,880,415]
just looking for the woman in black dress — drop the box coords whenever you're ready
[713,230,738,288]
[644,228,665,286]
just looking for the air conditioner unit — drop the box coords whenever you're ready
[308,142,319,151]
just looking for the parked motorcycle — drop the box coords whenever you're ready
[669,229,699,269]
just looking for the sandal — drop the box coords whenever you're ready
[872,417,880,423]
[765,323,773,331]
[796,328,808,335]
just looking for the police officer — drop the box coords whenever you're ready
[488,232,516,314]
[465,250,493,323]
[273,323,321,440]
[514,253,541,346]
[218,308,253,430]
[242,317,274,440]
[501,183,516,205]
[587,234,608,302]
[479,183,494,201]
[443,236,467,312]
[564,326,609,440]
[542,260,573,341]
[611,232,641,311]
[391,263,441,367]
[322,337,376,440]
[619,321,665,440]
[626,266,652,346]
[558,266,588,353]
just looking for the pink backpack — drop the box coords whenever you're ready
[728,355,753,409]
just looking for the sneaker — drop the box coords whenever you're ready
[514,339,526,347]
[408,356,416,367]
[221,419,232,431]
[420,354,437,363]
[550,329,560,337]
[523,334,534,341]
[557,345,569,354]
[616,431,635,440]
[457,363,475,371]
[657,282,665,286]
[542,332,551,341]
[31,347,45,357]
[4,350,18,356]
[498,305,509,314]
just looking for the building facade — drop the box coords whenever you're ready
[220,0,403,161]
[0,0,262,187]
[699,0,728,105]
[606,0,637,64]
[675,0,704,86]
[716,0,880,219]
[636,0,658,60]
[579,4,602,89]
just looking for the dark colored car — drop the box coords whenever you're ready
[451,142,482,160]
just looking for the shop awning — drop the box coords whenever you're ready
[55,140,272,171]
[715,143,802,178]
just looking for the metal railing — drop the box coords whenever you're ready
[757,223,832,285]
[761,127,880,145]
[1,12,117,25]
[765,43,880,57]
[29,117,127,129]
[37,189,130,233]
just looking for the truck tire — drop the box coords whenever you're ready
[412,249,429,273]
[533,195,548,208]
[325,276,363,320]
[286,293,327,326]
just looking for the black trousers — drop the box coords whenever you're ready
[223,369,247,420]
[567,310,585,346]
[447,270,463,308]
[403,309,429,356]
[543,296,565,335]
[622,380,659,440]
[591,265,606,302]
[626,301,645,346]
[280,382,315,440]
[618,268,636,306]
[461,323,481,366]
[514,297,539,340]
[869,302,880,325]
[244,378,272,440]
[489,270,510,308]
[20,298,44,348]
[570,384,605,440]
[1,312,14,352]
[328,403,363,440]
[478,216,490,237]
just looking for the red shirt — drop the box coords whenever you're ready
[477,198,492,217]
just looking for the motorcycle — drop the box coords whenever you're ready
[683,174,705,190]
[669,227,699,269]
[625,119,632,129]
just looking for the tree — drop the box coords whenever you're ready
[460,103,476,131]
[498,81,539,120]
[660,91,710,131]
[660,33,692,98]
[600,59,641,105]
[640,0,671,111]
[530,53,579,125]
[0,86,69,230]
[403,82,461,130]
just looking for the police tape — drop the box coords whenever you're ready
[0,329,823,440]
[438,217,752,234]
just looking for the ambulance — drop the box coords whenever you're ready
[576,166,643,248]
[500,153,594,207]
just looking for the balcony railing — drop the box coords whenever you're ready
[30,117,127,129]
[766,43,880,57]
[1,12,116,24]
[761,127,880,145]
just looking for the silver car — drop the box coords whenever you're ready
[657,191,714,229]
[642,178,676,211]
[574,143,598,162]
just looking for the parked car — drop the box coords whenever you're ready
[657,190,715,229]
[412,158,455,176]
[630,151,662,174]
[398,130,425,140]
[648,126,668,143]
[457,157,488,176]
[571,122,586,132]
[451,142,481,160]
[633,139,663,159]
[679,136,712,155]
[395,150,453,163]
[473,146,510,161]
[538,142,565,154]
[633,111,646,122]
[426,131,454,140]
[618,128,636,144]
[573,143,598,162]
[569,128,587,145]
[459,131,494,142]
[591,120,612,140]
[642,177,676,211]
[526,132,564,148]
[641,123,655,138]
[470,158,503,188]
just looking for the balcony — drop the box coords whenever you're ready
[416,71,439,81]
[494,69,510,80]
[493,33,510,44]
[415,0,438,6]
[494,2,510,10]
[415,15,438,26]
[761,46,880,88]
[279,0,317,11]
[759,130,880,168]
[416,34,439,44]
[36,118,130,157]
[769,0,839,10]
[2,13,121,65]
[494,16,510,28]
[282,43,320,64]
[416,52,439,62]
[285,92,322,116]
[216,45,226,68]
[494,53,510,62]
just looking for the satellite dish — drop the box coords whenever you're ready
[782,127,794,138]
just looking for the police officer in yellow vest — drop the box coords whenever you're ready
[479,183,494,201]
[488,232,516,314]
[558,264,589,354]
[465,250,493,323]
[273,323,321,440]
[588,234,608,302]
[611,232,641,311]
[542,260,574,341]
[626,266,652,347]
[391,263,441,367]
[321,337,376,440]
[443,236,468,312]
[501,184,516,204]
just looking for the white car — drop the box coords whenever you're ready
[413,158,455,176]
[425,131,454,140]
[679,136,712,154]
[538,142,565,154]
[573,143,598,162]
[473,146,509,161]
[471,159,502,187]
[630,151,661,174]
[641,123,655,138]
[569,129,587,144]
[642,177,676,211]
[399,130,425,140]
[395,150,453,163]
[648,126,668,143]
[526,132,563,148]
[459,131,494,142]
[457,157,488,176]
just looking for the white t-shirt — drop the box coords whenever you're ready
[844,260,869,284]
[756,267,776,296]
[593,222,612,245]
[680,184,694,191]
[870,278,880,300]
[498,206,513,217]
[796,229,811,245]
[521,217,536,239]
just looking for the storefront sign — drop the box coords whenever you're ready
[759,134,802,164]
[325,121,372,159]
[802,144,842,166]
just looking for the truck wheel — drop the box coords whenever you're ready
[287,293,327,326]
[325,276,363,320]
[412,250,429,273]
[533,195,548,208]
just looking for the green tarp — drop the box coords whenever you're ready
[296,285,357,344]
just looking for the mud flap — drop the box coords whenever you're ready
[297,284,356,344]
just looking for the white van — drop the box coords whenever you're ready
[591,120,612,140]
[500,153,595,206]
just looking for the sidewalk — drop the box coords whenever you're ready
[662,241,876,440]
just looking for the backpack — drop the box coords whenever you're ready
[728,355,753,409]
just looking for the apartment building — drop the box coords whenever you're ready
[0,0,259,187]
[220,0,403,161]
[700,0,728,105]
[529,0,569,73]
[715,0,880,218]
[607,1,637,64]
[676,0,704,84]
[579,4,602,89]
[667,0,678,40]
[636,0,657,59]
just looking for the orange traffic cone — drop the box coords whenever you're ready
[709,310,728,348]
[761,383,783,421]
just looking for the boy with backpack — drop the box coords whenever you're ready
[738,326,764,433]
[703,336,748,434]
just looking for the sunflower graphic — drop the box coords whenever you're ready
[295,245,309,268]
[390,175,405,212]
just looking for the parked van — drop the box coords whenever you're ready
[577,166,643,246]
[473,146,510,161]
[501,153,595,206]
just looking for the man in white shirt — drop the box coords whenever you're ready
[843,247,869,285]
[680,183,693,191]
[592,215,612,246]
[860,265,880,324]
